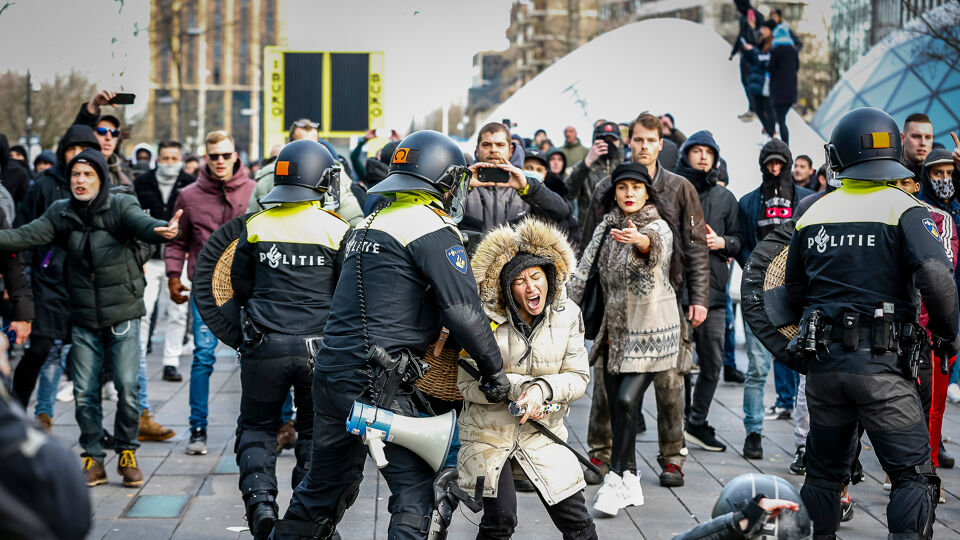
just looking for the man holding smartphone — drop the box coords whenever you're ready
[462,122,571,234]
[75,90,134,187]
[565,122,624,229]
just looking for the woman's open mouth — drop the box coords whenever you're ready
[526,294,542,311]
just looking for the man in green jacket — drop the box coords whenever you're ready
[0,149,181,489]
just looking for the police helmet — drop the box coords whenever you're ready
[367,130,469,198]
[260,139,339,204]
[825,107,914,182]
[712,473,812,539]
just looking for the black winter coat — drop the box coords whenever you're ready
[0,134,30,207]
[768,44,799,105]
[674,160,744,308]
[134,168,195,259]
[0,193,171,330]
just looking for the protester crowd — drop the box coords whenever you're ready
[0,38,959,539]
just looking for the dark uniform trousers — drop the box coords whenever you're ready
[236,333,316,513]
[802,347,933,537]
[785,183,957,538]
[283,368,435,540]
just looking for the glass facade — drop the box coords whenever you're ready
[811,29,960,148]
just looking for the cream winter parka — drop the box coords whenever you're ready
[457,219,589,505]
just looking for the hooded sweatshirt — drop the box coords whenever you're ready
[736,139,814,266]
[165,159,255,280]
[13,124,100,338]
[918,147,960,294]
[675,131,744,307]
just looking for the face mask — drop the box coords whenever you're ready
[931,178,955,201]
[156,162,183,179]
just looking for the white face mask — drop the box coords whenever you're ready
[156,162,183,179]
[931,177,956,201]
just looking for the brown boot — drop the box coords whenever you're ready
[138,409,176,441]
[83,457,107,487]
[36,413,53,433]
[276,419,296,452]
[117,450,144,487]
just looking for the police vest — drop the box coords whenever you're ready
[316,192,500,373]
[787,181,948,325]
[231,200,350,334]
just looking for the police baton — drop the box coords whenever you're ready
[457,359,602,477]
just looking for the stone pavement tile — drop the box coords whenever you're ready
[155,453,221,475]
[125,494,191,518]
[136,440,178,457]
[172,490,246,540]
[138,473,204,497]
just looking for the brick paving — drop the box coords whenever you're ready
[25,323,960,539]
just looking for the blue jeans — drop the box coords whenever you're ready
[138,339,150,412]
[34,340,70,418]
[742,323,772,435]
[189,297,220,430]
[73,320,141,460]
[723,285,737,370]
[281,391,294,424]
[773,359,799,409]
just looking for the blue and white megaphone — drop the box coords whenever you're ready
[346,401,456,472]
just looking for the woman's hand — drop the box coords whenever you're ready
[611,220,651,253]
[154,209,183,239]
[515,384,544,425]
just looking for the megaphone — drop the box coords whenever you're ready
[346,401,456,472]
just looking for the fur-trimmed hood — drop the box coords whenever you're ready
[471,218,576,320]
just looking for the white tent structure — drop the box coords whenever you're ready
[472,18,826,199]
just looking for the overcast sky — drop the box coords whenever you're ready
[0,0,512,128]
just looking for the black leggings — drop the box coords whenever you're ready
[604,370,656,475]
[13,336,55,407]
[478,458,598,540]
[773,103,791,145]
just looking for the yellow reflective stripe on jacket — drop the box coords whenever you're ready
[364,193,459,247]
[796,180,921,230]
[246,200,350,248]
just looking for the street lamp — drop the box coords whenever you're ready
[186,26,207,155]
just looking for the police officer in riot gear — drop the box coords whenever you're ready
[272,130,510,540]
[231,139,352,539]
[784,107,960,539]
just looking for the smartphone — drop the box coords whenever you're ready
[109,93,136,105]
[374,128,389,138]
[502,118,512,128]
[478,167,510,184]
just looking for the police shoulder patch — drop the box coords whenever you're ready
[922,217,940,240]
[445,245,468,274]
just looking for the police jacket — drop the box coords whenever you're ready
[316,192,503,377]
[231,201,351,335]
[784,181,960,345]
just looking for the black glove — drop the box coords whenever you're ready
[480,370,510,403]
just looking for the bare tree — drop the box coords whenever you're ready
[899,0,960,71]
[0,71,98,149]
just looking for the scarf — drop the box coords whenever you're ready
[156,163,182,202]
[758,171,795,240]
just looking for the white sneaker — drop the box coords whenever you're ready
[948,383,960,404]
[592,472,628,517]
[56,381,75,402]
[102,381,119,402]
[621,471,645,507]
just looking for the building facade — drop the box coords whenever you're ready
[830,0,953,74]
[146,0,286,161]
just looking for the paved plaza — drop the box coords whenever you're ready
[25,326,960,539]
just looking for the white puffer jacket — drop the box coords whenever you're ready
[457,218,589,505]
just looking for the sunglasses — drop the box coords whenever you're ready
[291,120,319,130]
[95,127,120,138]
[206,152,234,162]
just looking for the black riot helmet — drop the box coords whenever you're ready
[367,130,471,220]
[712,474,812,539]
[260,139,339,205]
[825,107,914,182]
